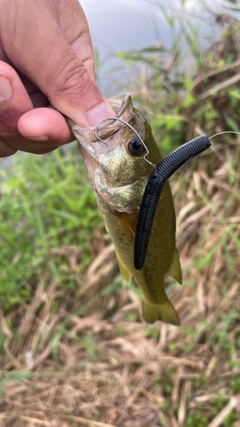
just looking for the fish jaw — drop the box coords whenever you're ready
[67,93,136,164]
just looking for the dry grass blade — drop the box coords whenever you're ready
[178,380,190,427]
[207,396,239,427]
[19,417,51,427]
[2,412,117,427]
[199,72,240,99]
[51,414,118,427]
[189,57,240,92]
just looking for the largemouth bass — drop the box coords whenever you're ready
[68,94,182,325]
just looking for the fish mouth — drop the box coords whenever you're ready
[67,93,135,160]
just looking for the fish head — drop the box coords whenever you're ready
[68,94,162,187]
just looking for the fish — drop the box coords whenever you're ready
[68,94,182,325]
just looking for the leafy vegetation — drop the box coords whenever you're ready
[0,2,240,426]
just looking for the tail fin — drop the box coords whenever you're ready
[142,299,180,325]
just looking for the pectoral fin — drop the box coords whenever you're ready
[168,247,182,284]
[100,210,134,283]
[116,252,132,283]
[113,210,136,241]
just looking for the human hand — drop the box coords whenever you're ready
[0,0,114,157]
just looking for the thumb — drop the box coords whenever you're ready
[1,0,114,127]
[46,48,114,127]
[31,31,114,127]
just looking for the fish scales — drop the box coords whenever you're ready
[68,94,182,325]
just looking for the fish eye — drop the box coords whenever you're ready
[128,137,146,156]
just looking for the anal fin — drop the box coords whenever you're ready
[168,246,182,284]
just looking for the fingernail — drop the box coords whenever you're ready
[86,102,115,126]
[0,76,13,102]
[31,135,49,142]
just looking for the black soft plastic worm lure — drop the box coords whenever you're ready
[134,135,211,270]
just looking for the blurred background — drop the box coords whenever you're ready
[0,1,240,426]
[81,0,237,94]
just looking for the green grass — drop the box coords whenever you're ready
[0,146,103,311]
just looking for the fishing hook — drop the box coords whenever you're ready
[134,135,211,270]
[94,117,156,168]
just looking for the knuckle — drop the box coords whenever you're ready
[0,107,20,135]
[0,137,17,157]
[47,55,94,103]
